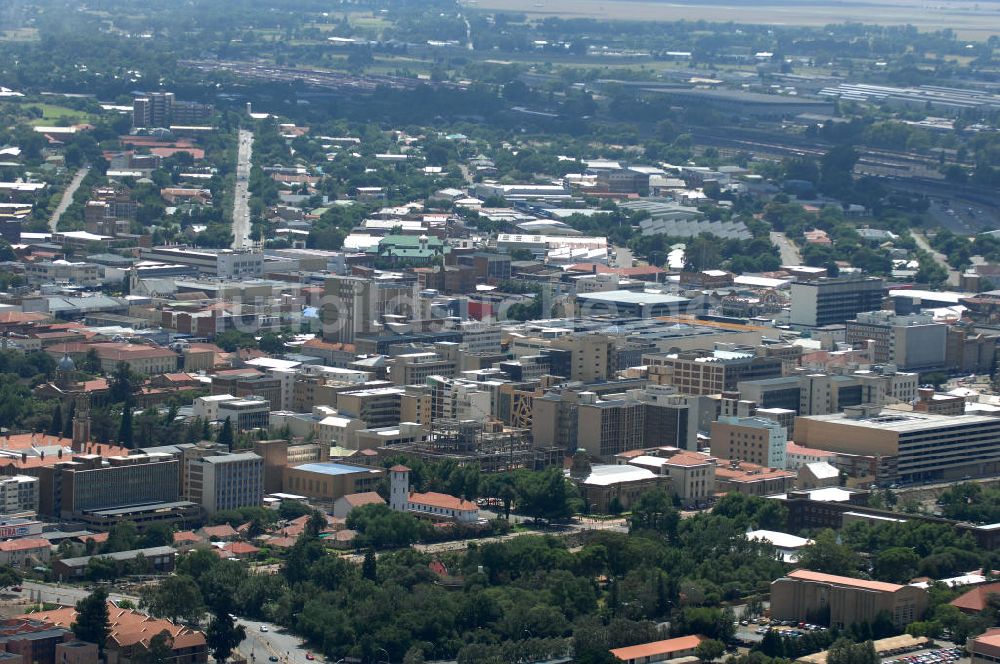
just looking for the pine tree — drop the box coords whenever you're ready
[72,587,109,654]
[118,398,134,448]
[217,417,234,450]
[48,403,63,437]
[362,549,377,581]
[64,400,75,438]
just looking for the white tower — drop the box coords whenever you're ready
[389,464,411,512]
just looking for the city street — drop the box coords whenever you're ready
[49,166,90,232]
[237,617,316,664]
[769,231,802,266]
[232,128,254,249]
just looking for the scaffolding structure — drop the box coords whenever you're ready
[392,418,534,472]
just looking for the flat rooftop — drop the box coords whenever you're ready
[293,462,381,476]
[799,410,1000,432]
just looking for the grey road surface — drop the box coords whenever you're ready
[232,129,254,249]
[21,579,138,607]
[237,617,315,664]
[49,166,90,232]
[769,231,802,266]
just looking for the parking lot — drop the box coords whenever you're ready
[735,618,829,643]
[883,645,967,664]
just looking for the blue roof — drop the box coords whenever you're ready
[294,462,373,476]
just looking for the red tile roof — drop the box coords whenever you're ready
[409,491,477,513]
[173,531,202,544]
[665,452,716,468]
[199,524,237,539]
[20,603,206,650]
[610,635,704,661]
[787,569,904,593]
[0,312,49,324]
[0,538,49,552]
[78,532,109,544]
[221,542,259,556]
[950,582,1000,613]
[341,492,385,508]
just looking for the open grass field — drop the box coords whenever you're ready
[460,0,1000,40]
[16,103,95,126]
[0,28,38,41]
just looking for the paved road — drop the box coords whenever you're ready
[769,231,802,266]
[49,166,90,232]
[21,580,138,607]
[232,129,254,249]
[238,617,315,664]
[612,245,634,269]
[912,230,960,287]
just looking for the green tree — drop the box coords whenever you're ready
[108,361,142,403]
[217,417,234,450]
[0,566,21,590]
[140,575,205,624]
[48,403,63,437]
[797,529,860,576]
[72,587,109,654]
[362,549,377,581]
[138,630,174,664]
[515,467,580,522]
[205,613,245,664]
[873,547,920,583]
[118,397,135,448]
[695,639,726,662]
[628,489,680,539]
[827,638,878,664]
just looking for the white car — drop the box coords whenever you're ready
[260,625,268,632]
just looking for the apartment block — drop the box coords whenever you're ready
[576,392,646,458]
[186,452,263,514]
[336,387,404,429]
[58,455,179,520]
[795,406,1000,484]
[389,352,457,386]
[321,275,416,344]
[216,398,270,431]
[710,415,787,469]
[846,311,947,371]
[789,275,885,327]
[0,476,38,515]
[645,349,784,396]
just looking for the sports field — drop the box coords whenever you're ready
[460,0,1000,40]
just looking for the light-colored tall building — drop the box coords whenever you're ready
[321,275,416,344]
[548,334,617,383]
[427,375,492,422]
[577,392,646,458]
[0,476,39,515]
[790,275,884,327]
[795,405,1000,484]
[389,352,457,386]
[645,349,784,396]
[710,415,787,469]
[216,397,270,431]
[846,310,947,371]
[187,451,263,515]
